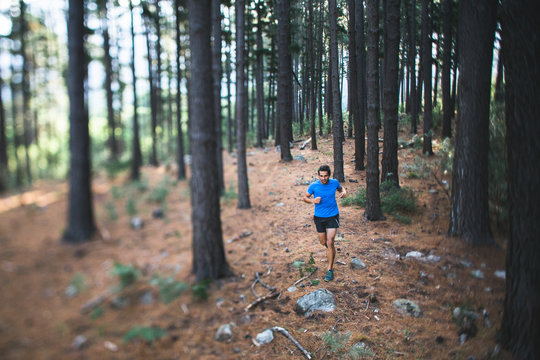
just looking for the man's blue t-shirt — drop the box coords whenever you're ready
[307,179,342,218]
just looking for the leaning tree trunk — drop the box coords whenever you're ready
[381,0,400,187]
[365,0,385,221]
[236,0,251,208]
[500,1,540,357]
[421,0,433,155]
[188,0,231,281]
[175,0,186,180]
[329,0,344,182]
[441,0,453,138]
[277,0,293,161]
[64,0,96,243]
[448,0,496,245]
[129,0,142,181]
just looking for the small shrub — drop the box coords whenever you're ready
[293,253,317,278]
[111,262,139,290]
[321,331,373,359]
[221,181,237,204]
[401,156,431,179]
[90,306,104,320]
[131,178,149,193]
[123,326,167,343]
[70,273,87,293]
[111,185,123,199]
[149,275,188,304]
[191,279,212,301]
[104,159,131,178]
[126,197,137,216]
[341,188,367,207]
[105,201,118,221]
[148,185,169,204]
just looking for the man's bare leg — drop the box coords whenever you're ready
[325,228,337,271]
[318,232,327,247]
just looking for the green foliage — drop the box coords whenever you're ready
[125,197,137,216]
[123,326,167,343]
[342,182,417,223]
[221,181,238,204]
[111,185,124,199]
[131,177,149,193]
[401,156,431,179]
[192,279,212,301]
[293,253,317,278]
[104,158,131,178]
[90,306,104,320]
[70,273,87,293]
[149,275,188,304]
[105,200,118,221]
[321,331,374,359]
[432,103,443,132]
[111,263,139,290]
[148,176,174,204]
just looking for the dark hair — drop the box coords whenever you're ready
[318,165,331,176]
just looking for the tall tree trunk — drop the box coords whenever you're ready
[226,44,233,153]
[102,5,117,161]
[421,0,433,155]
[144,19,158,166]
[316,0,324,137]
[0,72,7,191]
[381,0,400,187]
[188,0,230,281]
[277,0,293,161]
[236,0,251,208]
[130,0,142,181]
[9,62,22,187]
[448,0,496,245]
[64,0,96,243]
[348,0,358,147]
[441,0,453,138]
[256,3,265,148]
[19,0,32,184]
[494,44,504,103]
[365,0,385,220]
[175,0,186,180]
[409,0,418,133]
[329,0,344,182]
[355,0,366,171]
[500,1,540,357]
[432,36,440,107]
[212,0,225,193]
[308,0,318,150]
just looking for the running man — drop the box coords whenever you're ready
[303,165,347,281]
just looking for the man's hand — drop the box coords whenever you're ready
[313,197,321,204]
[338,188,347,199]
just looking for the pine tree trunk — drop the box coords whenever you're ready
[212,0,225,193]
[188,0,230,281]
[494,44,504,103]
[226,45,233,153]
[256,3,265,148]
[0,72,7,191]
[102,12,117,161]
[365,0,384,220]
[409,0,418,134]
[441,0,453,138]
[19,0,32,184]
[316,0,324,137]
[448,0,496,245]
[174,0,186,180]
[144,19,158,166]
[236,0,251,208]
[277,0,293,161]
[329,0,344,182]
[381,0,400,187]
[421,0,433,155]
[355,0,366,171]
[348,0,357,151]
[64,0,96,243]
[500,1,540,356]
[130,0,142,181]
[308,0,318,150]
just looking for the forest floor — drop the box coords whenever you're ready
[0,126,513,360]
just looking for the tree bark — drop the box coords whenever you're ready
[175,0,186,180]
[448,0,496,245]
[188,0,231,281]
[408,0,418,134]
[308,0,318,150]
[381,0,400,187]
[64,0,96,243]
[0,71,7,191]
[102,2,117,161]
[355,0,366,171]
[236,0,251,208]
[19,0,32,184]
[256,3,265,148]
[441,0,453,138]
[421,0,433,155]
[365,0,384,221]
[277,0,293,161]
[500,1,540,357]
[130,0,142,181]
[329,0,344,182]
[348,0,358,150]
[212,0,225,193]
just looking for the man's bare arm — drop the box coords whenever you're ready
[337,186,347,198]
[303,192,321,204]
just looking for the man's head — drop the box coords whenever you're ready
[318,165,331,184]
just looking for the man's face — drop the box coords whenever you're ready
[318,171,330,184]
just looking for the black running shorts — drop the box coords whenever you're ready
[313,214,340,233]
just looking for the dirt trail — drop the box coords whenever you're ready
[0,135,511,359]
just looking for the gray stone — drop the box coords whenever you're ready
[471,270,485,279]
[293,155,307,162]
[425,254,441,263]
[350,258,367,270]
[254,329,274,345]
[65,285,78,298]
[216,324,233,342]
[494,270,505,280]
[393,299,422,317]
[460,260,473,268]
[140,290,154,305]
[152,208,164,219]
[294,289,336,316]
[110,296,129,309]
[72,335,88,350]
[287,286,298,293]
[276,202,284,207]
[405,251,424,259]
[130,217,144,230]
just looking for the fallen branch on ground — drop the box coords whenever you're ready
[244,291,280,311]
[226,230,253,244]
[271,326,312,359]
[293,268,317,286]
[300,137,312,150]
